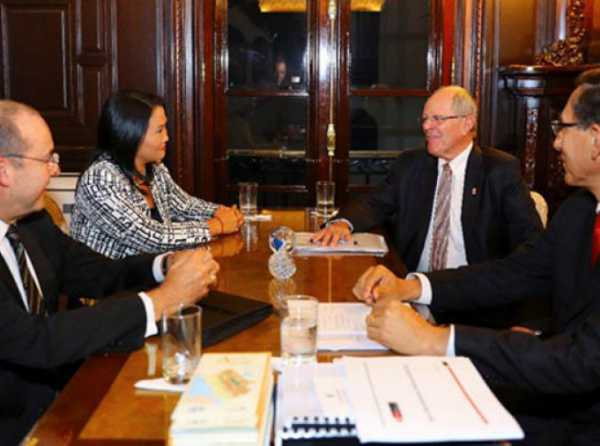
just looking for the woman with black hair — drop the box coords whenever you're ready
[71,90,243,259]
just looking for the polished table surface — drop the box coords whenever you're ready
[26,210,403,445]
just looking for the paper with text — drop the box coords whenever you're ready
[341,356,524,443]
[317,303,387,351]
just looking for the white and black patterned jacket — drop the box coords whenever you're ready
[70,154,218,259]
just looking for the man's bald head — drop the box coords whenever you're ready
[0,100,42,156]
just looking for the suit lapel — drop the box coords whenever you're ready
[461,146,483,260]
[0,251,27,310]
[411,155,438,257]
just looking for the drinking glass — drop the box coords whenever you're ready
[315,180,335,217]
[238,182,258,216]
[280,295,319,366]
[161,305,202,384]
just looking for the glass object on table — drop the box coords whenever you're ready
[238,181,258,216]
[280,295,319,366]
[161,305,202,384]
[268,226,296,280]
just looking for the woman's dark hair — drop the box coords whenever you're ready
[96,90,165,181]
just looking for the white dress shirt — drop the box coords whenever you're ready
[416,143,473,272]
[0,219,166,337]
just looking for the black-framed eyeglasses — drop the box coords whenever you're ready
[419,114,470,125]
[4,152,60,165]
[550,119,578,137]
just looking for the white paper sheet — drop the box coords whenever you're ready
[340,356,524,443]
[317,303,387,351]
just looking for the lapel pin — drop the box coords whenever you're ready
[472,187,478,196]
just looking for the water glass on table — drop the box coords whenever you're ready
[161,305,202,384]
[238,182,258,216]
[315,180,335,217]
[280,295,319,366]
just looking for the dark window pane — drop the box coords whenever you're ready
[350,96,426,151]
[228,157,308,207]
[227,96,307,151]
[228,0,307,90]
[351,1,430,89]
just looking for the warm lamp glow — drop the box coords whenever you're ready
[258,0,385,13]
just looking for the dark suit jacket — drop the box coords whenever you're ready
[427,190,600,444]
[338,146,542,270]
[337,146,543,327]
[0,211,157,445]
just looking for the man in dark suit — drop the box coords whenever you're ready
[315,86,542,327]
[353,77,600,444]
[0,100,220,445]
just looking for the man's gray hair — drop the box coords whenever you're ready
[0,100,40,156]
[436,85,478,132]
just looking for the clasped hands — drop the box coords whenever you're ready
[353,265,449,356]
[209,205,245,236]
[148,247,220,318]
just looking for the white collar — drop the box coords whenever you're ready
[437,142,473,171]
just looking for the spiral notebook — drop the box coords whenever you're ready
[275,363,356,446]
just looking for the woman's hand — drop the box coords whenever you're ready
[209,206,244,235]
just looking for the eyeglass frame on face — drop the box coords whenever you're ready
[2,152,60,166]
[419,114,472,126]
[550,119,579,137]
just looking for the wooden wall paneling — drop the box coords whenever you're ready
[213,0,229,203]
[337,0,351,205]
[196,0,215,200]
[113,0,163,95]
[162,0,197,195]
[0,0,114,172]
[442,0,456,85]
[0,0,70,111]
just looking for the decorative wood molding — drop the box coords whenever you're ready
[172,0,186,185]
[524,106,539,188]
[536,0,586,66]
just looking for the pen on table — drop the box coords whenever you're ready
[388,402,403,422]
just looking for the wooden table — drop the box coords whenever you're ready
[26,210,399,445]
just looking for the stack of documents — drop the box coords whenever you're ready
[275,363,356,446]
[169,352,273,446]
[317,303,387,351]
[275,356,523,445]
[293,232,388,256]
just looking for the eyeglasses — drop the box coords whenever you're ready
[550,119,578,136]
[419,114,471,125]
[4,152,60,165]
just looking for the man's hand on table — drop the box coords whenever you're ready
[366,297,449,356]
[311,221,352,246]
[353,265,421,304]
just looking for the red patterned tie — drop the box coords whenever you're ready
[592,213,600,266]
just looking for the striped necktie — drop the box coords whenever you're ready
[430,163,452,271]
[6,225,45,315]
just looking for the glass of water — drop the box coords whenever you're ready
[161,305,202,384]
[280,295,319,366]
[238,182,258,216]
[315,180,335,217]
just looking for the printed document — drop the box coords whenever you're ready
[341,356,524,443]
[317,303,387,351]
